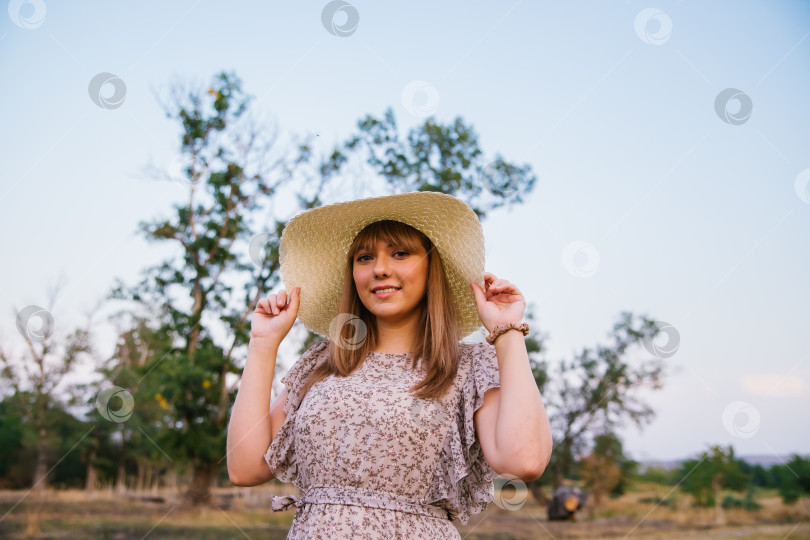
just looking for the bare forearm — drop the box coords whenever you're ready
[493,331,552,475]
[227,338,279,483]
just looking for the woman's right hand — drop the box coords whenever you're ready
[250,286,301,345]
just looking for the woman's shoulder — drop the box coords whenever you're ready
[303,340,329,357]
[280,341,328,386]
[294,340,329,365]
[456,340,499,385]
[278,340,329,412]
[457,341,496,362]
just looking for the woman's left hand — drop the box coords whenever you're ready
[470,272,527,333]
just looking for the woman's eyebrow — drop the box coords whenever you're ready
[359,241,398,251]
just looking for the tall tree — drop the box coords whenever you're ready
[108,71,348,505]
[535,312,666,494]
[344,107,537,218]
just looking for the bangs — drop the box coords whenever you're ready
[350,220,428,257]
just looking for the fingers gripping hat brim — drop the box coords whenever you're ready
[279,191,486,339]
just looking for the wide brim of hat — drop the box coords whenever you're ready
[279,191,486,339]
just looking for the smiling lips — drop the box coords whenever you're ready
[373,286,400,296]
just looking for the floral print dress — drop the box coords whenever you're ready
[264,340,502,539]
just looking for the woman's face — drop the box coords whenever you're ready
[352,237,429,324]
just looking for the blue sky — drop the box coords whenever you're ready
[1,1,809,462]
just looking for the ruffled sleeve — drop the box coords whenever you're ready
[264,340,328,482]
[424,341,501,525]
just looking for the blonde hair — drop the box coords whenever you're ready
[298,220,461,400]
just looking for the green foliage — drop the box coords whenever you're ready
[636,465,680,486]
[0,301,93,489]
[732,456,810,500]
[345,107,537,219]
[748,463,771,487]
[679,445,750,507]
[721,486,762,511]
[0,396,33,487]
[612,455,640,496]
[0,394,92,489]
[771,455,810,504]
[48,409,90,488]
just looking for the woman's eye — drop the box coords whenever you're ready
[357,251,407,262]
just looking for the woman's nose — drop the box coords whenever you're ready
[373,253,391,276]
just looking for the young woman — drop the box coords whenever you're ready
[227,191,552,539]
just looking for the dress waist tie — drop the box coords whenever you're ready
[271,485,452,521]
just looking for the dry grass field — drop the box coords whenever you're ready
[0,482,807,539]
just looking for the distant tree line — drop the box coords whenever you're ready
[637,448,810,506]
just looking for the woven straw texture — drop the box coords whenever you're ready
[279,191,486,339]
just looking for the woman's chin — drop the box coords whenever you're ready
[368,306,413,319]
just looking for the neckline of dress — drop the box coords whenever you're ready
[368,351,412,356]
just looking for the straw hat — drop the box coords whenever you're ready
[279,191,486,339]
